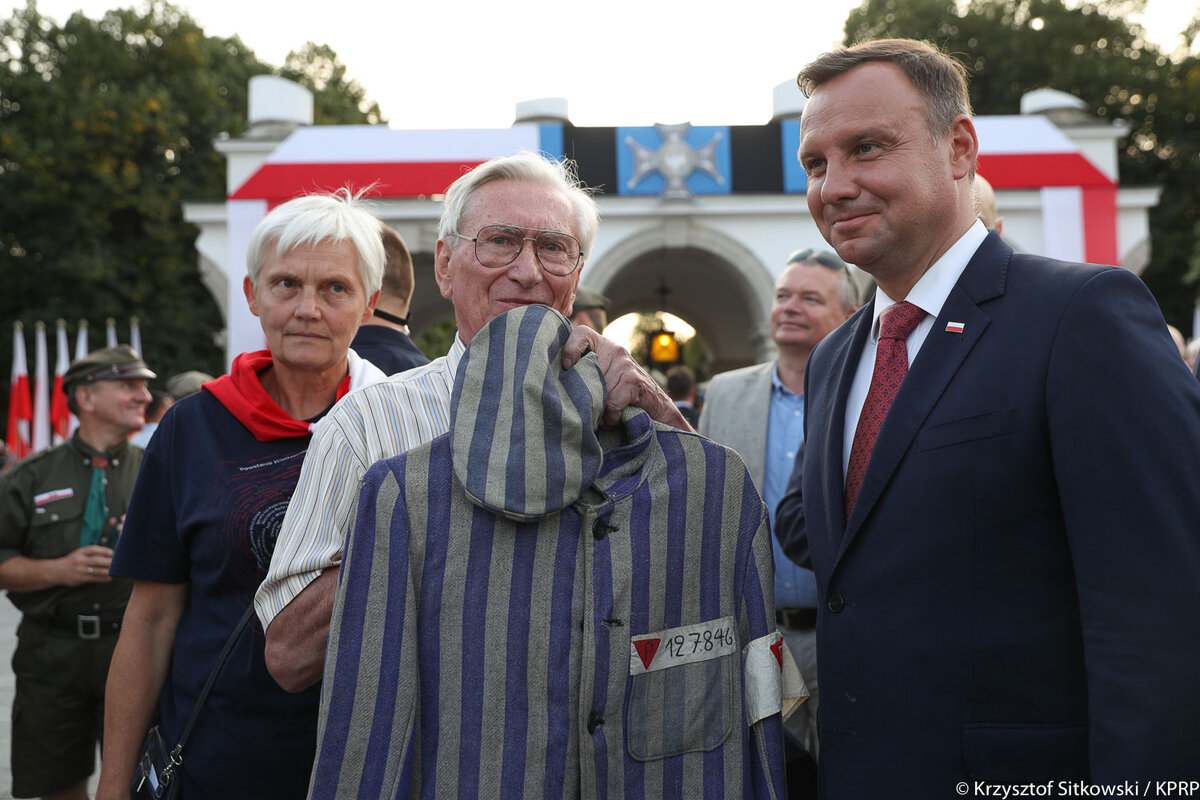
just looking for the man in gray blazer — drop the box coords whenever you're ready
[698,248,857,758]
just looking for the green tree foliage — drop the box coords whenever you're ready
[681,334,710,383]
[841,0,1200,329]
[280,42,384,125]
[0,1,384,424]
[415,318,459,361]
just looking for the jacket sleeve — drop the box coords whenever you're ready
[774,442,811,570]
[739,498,787,799]
[0,461,33,563]
[1045,266,1200,777]
[309,458,419,800]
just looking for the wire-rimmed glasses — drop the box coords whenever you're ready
[453,224,583,276]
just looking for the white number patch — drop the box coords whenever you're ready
[629,616,737,675]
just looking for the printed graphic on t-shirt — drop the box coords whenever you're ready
[205,449,308,580]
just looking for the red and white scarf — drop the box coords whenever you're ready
[204,349,383,441]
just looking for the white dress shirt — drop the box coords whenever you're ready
[842,221,989,478]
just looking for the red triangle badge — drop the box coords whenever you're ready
[634,638,661,670]
[770,637,784,669]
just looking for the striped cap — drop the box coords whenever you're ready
[450,304,607,521]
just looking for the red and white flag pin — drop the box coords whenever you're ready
[945,321,965,334]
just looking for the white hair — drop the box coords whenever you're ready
[246,188,385,294]
[437,152,600,258]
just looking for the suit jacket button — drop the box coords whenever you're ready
[827,594,845,613]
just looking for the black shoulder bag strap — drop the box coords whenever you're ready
[166,603,258,767]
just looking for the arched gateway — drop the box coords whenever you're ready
[185,78,1157,371]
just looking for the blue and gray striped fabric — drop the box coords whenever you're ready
[311,304,785,799]
[450,304,606,521]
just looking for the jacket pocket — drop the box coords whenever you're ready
[963,721,1088,781]
[27,494,85,558]
[624,619,737,761]
[918,408,1014,452]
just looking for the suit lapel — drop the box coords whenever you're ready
[817,306,872,557]
[744,363,774,490]
[835,233,1010,565]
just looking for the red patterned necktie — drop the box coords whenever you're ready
[845,301,927,518]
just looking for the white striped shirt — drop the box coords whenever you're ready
[254,336,466,628]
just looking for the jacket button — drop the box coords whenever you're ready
[587,714,604,734]
[592,519,614,540]
[827,594,845,613]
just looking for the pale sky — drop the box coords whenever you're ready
[20,0,1197,131]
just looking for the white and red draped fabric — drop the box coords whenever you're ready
[52,320,72,444]
[7,323,32,461]
[31,322,50,453]
[975,116,1117,266]
[222,125,543,366]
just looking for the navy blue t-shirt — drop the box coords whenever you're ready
[113,390,321,798]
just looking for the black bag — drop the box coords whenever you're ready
[132,725,181,799]
[130,605,255,799]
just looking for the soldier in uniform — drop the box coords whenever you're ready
[0,345,154,800]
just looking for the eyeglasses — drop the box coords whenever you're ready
[787,248,848,273]
[453,224,583,276]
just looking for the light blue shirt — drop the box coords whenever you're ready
[763,364,818,609]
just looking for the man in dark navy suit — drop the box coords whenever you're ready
[776,38,1200,797]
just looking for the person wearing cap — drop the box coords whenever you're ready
[0,344,154,800]
[570,285,610,331]
[129,389,175,449]
[164,369,214,400]
[698,248,858,786]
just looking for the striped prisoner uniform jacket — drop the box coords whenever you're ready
[311,305,788,799]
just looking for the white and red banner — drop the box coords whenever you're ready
[32,322,51,453]
[52,320,72,444]
[7,323,32,461]
[229,125,543,208]
[75,319,89,360]
[6,318,142,459]
[974,115,1117,266]
[222,125,544,365]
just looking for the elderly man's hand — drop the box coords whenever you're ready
[561,325,693,431]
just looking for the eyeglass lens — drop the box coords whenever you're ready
[474,225,581,275]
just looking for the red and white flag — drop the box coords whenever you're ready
[6,322,33,461]
[32,322,51,453]
[51,320,72,445]
[75,319,89,359]
[71,320,88,439]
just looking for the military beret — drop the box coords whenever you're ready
[63,345,156,391]
[571,286,610,314]
[166,370,214,398]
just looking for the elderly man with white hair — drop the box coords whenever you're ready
[256,153,691,692]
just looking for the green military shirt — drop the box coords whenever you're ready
[0,432,143,619]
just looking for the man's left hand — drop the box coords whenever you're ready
[562,325,693,431]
